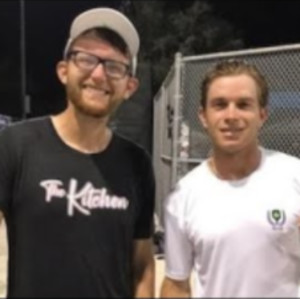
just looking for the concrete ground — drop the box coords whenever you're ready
[0,223,165,298]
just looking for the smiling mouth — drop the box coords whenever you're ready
[222,130,240,132]
[220,129,243,137]
[83,85,110,96]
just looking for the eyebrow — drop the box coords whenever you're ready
[210,96,256,102]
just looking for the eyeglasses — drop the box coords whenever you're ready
[67,50,131,79]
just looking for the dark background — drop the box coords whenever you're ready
[0,0,300,152]
[211,0,300,48]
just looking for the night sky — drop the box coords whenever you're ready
[211,0,300,48]
[0,0,300,118]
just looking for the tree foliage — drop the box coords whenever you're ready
[119,0,244,92]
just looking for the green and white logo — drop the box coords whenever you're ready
[267,209,286,230]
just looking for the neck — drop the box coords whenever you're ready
[51,108,112,154]
[208,145,262,180]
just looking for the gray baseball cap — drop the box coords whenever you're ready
[64,8,140,75]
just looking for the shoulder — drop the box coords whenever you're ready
[260,148,300,194]
[0,117,50,171]
[0,116,50,143]
[177,161,209,191]
[165,161,208,214]
[0,116,52,160]
[262,148,300,171]
[109,134,154,183]
[112,133,152,163]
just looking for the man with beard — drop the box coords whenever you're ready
[0,7,155,298]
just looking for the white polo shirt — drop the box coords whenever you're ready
[165,148,300,297]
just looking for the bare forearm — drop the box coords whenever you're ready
[133,239,155,298]
[160,277,191,298]
[134,257,155,298]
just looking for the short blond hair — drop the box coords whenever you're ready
[201,59,269,108]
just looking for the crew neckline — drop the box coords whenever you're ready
[46,116,114,156]
[203,148,266,186]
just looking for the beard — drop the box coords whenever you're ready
[66,83,121,118]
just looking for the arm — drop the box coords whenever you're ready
[133,238,155,298]
[160,276,191,298]
[161,184,194,298]
[0,127,17,215]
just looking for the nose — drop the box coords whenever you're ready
[90,63,107,80]
[225,103,239,120]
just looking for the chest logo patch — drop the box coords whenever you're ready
[40,179,129,217]
[267,209,286,230]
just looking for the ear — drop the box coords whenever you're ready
[198,106,208,129]
[56,61,68,85]
[124,77,139,100]
[259,107,268,128]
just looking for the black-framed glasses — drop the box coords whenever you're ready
[67,50,130,79]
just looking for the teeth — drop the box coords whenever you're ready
[84,86,109,95]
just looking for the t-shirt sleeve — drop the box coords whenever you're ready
[0,128,17,213]
[164,184,194,281]
[133,152,155,239]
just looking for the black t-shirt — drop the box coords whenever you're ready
[0,117,155,297]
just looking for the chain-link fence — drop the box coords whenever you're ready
[153,44,300,222]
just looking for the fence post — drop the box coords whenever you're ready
[171,52,183,188]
